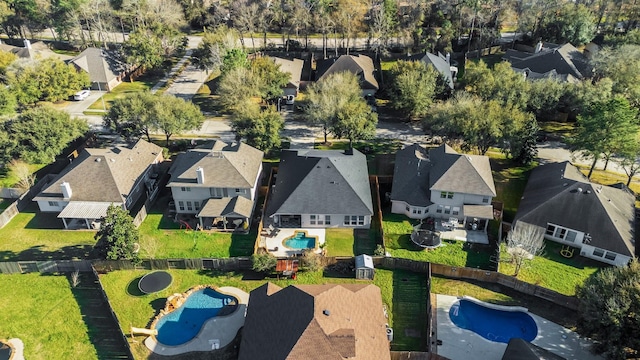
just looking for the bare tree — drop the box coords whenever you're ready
[506,223,545,277]
[8,159,35,192]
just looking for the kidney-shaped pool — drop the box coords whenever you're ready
[449,297,538,343]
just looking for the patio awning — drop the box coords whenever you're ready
[463,205,494,219]
[196,196,253,219]
[58,201,121,219]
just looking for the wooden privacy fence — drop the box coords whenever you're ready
[0,259,93,274]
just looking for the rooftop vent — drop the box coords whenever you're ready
[577,187,583,193]
[323,309,330,316]
[95,158,101,162]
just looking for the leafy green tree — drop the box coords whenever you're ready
[250,56,289,103]
[592,45,640,107]
[527,78,567,119]
[503,114,539,165]
[570,97,640,178]
[191,26,240,73]
[463,60,530,109]
[122,29,164,79]
[562,78,613,116]
[0,50,16,76]
[251,252,277,273]
[38,58,90,103]
[4,106,88,164]
[604,29,640,47]
[231,105,284,154]
[332,99,377,146]
[387,60,438,120]
[618,139,640,187]
[103,91,157,141]
[0,86,16,116]
[154,95,204,146]
[94,204,140,262]
[6,60,41,106]
[220,48,248,74]
[576,259,640,359]
[537,3,596,46]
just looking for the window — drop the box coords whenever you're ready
[546,224,555,235]
[181,187,191,192]
[344,216,350,225]
[358,216,365,225]
[565,231,577,243]
[178,201,185,211]
[553,227,566,239]
[325,215,331,225]
[48,201,59,207]
[310,215,316,225]
[211,188,223,198]
[186,201,193,211]
[344,215,365,226]
[417,210,422,214]
[444,206,451,215]
[447,192,454,199]
[593,248,605,257]
[440,191,447,198]
[235,188,246,194]
[604,252,617,261]
[482,197,489,203]
[194,201,200,211]
[406,205,410,212]
[436,205,443,213]
[452,207,460,216]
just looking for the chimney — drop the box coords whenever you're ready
[23,39,31,49]
[196,167,205,184]
[534,41,543,53]
[446,52,451,64]
[61,182,72,200]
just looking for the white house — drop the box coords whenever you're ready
[390,144,496,232]
[167,140,263,230]
[514,161,635,267]
[32,139,163,229]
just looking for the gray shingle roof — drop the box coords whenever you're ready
[505,43,590,80]
[316,55,379,90]
[196,196,253,218]
[167,140,263,189]
[420,52,454,89]
[390,144,432,206]
[272,57,304,89]
[33,139,162,204]
[70,47,125,84]
[514,162,635,257]
[266,149,373,217]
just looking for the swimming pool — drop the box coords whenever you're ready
[284,231,317,250]
[154,287,238,346]
[449,297,538,343]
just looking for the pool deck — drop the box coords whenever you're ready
[263,228,326,257]
[144,287,249,356]
[435,295,603,360]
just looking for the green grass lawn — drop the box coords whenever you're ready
[324,228,355,256]
[0,205,95,261]
[0,273,97,360]
[100,268,426,358]
[538,121,575,141]
[487,150,536,222]
[498,241,604,296]
[86,76,160,110]
[0,163,47,188]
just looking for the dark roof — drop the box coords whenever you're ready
[390,144,496,206]
[70,47,125,84]
[420,52,454,89]
[272,57,304,89]
[506,43,591,79]
[502,338,566,360]
[33,139,162,204]
[316,55,379,90]
[514,162,635,257]
[168,140,263,189]
[238,283,390,360]
[266,149,373,217]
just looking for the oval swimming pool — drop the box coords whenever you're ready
[284,231,316,250]
[154,288,238,346]
[449,297,538,343]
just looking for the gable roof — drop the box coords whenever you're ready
[316,55,379,90]
[238,283,391,360]
[420,52,454,89]
[501,338,566,360]
[70,47,125,84]
[505,43,590,80]
[390,143,432,206]
[272,57,304,89]
[514,162,635,257]
[266,149,373,217]
[33,139,162,204]
[168,140,263,189]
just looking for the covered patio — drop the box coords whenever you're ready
[58,201,118,229]
[196,196,253,232]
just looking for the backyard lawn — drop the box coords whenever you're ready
[0,273,97,360]
[99,268,429,358]
[324,228,355,256]
[486,150,536,222]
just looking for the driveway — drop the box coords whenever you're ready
[63,91,107,115]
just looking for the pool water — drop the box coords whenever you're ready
[155,288,238,346]
[449,298,538,343]
[284,232,316,249]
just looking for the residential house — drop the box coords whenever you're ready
[69,47,126,92]
[238,283,391,360]
[33,139,163,229]
[503,42,591,82]
[513,161,635,267]
[420,52,456,90]
[0,39,72,61]
[390,144,496,232]
[315,55,379,96]
[271,57,304,97]
[167,140,263,230]
[265,149,373,229]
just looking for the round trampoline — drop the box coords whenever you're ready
[138,271,173,294]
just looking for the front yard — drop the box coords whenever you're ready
[100,268,430,358]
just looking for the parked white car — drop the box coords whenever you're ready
[73,90,91,101]
[284,94,295,105]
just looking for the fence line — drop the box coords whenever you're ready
[370,175,384,248]
[0,173,56,229]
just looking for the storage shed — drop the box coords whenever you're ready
[355,254,374,280]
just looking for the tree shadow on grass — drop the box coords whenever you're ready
[0,244,94,261]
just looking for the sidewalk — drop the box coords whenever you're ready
[151,49,197,95]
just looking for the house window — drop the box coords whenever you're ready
[181,187,191,192]
[358,216,364,225]
[211,188,223,198]
[235,188,246,194]
[194,201,200,211]
[604,252,617,261]
[186,201,193,211]
[310,215,316,225]
[436,205,443,213]
[553,227,566,239]
[444,206,451,214]
[482,197,489,203]
[406,205,410,212]
[440,192,447,198]
[325,215,331,225]
[546,224,555,236]
[48,201,59,207]
[565,231,577,243]
[344,216,350,225]
[178,201,185,211]
[412,209,418,214]
[447,192,454,199]
[417,210,422,214]
[593,248,605,257]
[344,215,364,226]
[452,207,460,215]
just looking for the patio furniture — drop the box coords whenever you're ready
[265,224,280,237]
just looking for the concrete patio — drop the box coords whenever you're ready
[262,228,326,257]
[434,223,489,244]
[435,294,603,360]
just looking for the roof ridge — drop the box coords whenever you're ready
[328,156,374,213]
[461,154,496,196]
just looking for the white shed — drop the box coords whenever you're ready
[355,254,374,280]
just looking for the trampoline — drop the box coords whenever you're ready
[138,271,173,294]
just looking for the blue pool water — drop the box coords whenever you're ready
[449,298,538,343]
[284,232,316,249]
[155,288,238,346]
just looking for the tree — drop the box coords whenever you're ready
[220,48,248,74]
[388,60,438,120]
[216,66,260,113]
[502,112,539,165]
[154,95,204,146]
[0,50,16,76]
[103,91,157,141]
[463,60,530,109]
[4,106,88,164]
[537,4,596,46]
[122,29,164,79]
[592,45,640,108]
[617,139,640,187]
[527,77,567,119]
[300,249,323,272]
[94,204,140,262]
[576,259,640,359]
[251,252,277,273]
[191,26,240,74]
[570,97,639,178]
[0,86,16,116]
[231,105,284,154]
[8,159,35,191]
[332,99,377,146]
[250,56,289,103]
[505,223,545,277]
